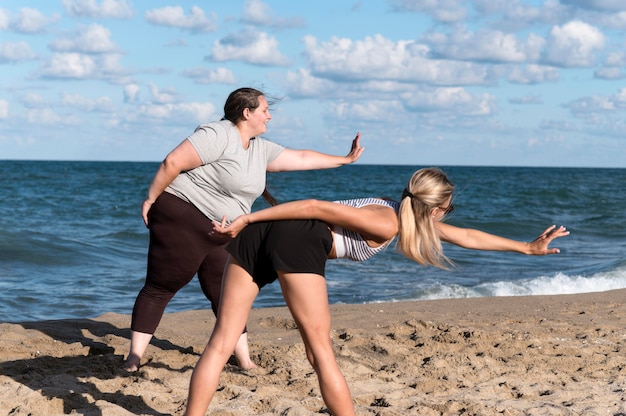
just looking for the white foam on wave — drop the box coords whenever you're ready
[415,266,626,300]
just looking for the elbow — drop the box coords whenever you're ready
[377,217,398,241]
[301,199,322,217]
[161,154,184,175]
[386,225,399,241]
[290,199,327,219]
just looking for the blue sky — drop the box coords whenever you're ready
[1,0,625,167]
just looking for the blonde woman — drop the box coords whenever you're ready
[184,167,569,416]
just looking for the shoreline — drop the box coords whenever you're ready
[2,289,626,415]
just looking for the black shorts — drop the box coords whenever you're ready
[226,219,333,288]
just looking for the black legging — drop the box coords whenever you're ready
[131,192,231,334]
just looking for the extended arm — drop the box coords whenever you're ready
[142,139,202,226]
[213,198,397,244]
[436,223,569,255]
[266,133,364,172]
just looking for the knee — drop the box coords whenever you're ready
[304,342,336,373]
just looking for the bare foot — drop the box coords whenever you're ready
[236,357,258,370]
[122,355,140,372]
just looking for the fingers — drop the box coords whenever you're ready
[541,224,557,237]
[550,226,569,239]
[543,225,569,255]
[211,217,227,229]
[544,225,569,239]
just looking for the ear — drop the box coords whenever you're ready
[242,107,250,120]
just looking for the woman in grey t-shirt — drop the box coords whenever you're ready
[123,87,364,372]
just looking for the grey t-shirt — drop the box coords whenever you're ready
[166,120,285,222]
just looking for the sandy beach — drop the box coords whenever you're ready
[2,289,626,415]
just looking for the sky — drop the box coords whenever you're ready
[1,0,625,167]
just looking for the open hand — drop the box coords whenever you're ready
[211,215,248,238]
[141,199,153,227]
[345,132,365,163]
[528,225,570,255]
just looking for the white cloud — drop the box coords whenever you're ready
[124,84,140,103]
[0,41,36,63]
[210,29,290,66]
[508,64,560,84]
[564,88,626,116]
[182,67,237,85]
[39,52,128,82]
[328,100,405,122]
[560,0,626,12]
[595,67,625,79]
[596,11,626,29]
[12,7,59,33]
[134,102,217,124]
[62,0,133,19]
[241,0,306,28]
[61,93,115,112]
[282,69,336,98]
[424,27,545,63]
[145,6,216,33]
[595,51,626,78]
[473,0,565,28]
[508,95,543,105]
[149,84,179,104]
[389,0,468,23]
[0,99,8,118]
[545,20,605,67]
[49,24,118,53]
[303,34,491,85]
[615,88,626,104]
[26,108,79,125]
[40,53,97,78]
[20,93,48,109]
[400,87,496,115]
[280,69,423,100]
[0,9,9,30]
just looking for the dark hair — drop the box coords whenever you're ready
[261,188,278,206]
[223,87,265,124]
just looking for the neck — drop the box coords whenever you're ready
[235,124,254,149]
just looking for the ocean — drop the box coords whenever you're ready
[1,160,625,323]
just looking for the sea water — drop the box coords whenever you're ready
[1,160,624,322]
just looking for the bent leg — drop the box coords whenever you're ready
[233,332,257,369]
[278,271,355,416]
[197,240,257,369]
[126,193,218,369]
[185,258,260,416]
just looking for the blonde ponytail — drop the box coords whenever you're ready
[395,168,454,269]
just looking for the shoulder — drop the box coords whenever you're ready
[251,136,286,157]
[335,198,399,209]
[193,120,236,136]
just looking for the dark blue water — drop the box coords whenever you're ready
[1,160,624,322]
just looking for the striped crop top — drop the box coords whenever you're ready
[332,197,400,262]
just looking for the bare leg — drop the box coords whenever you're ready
[184,259,259,416]
[234,332,258,369]
[123,330,153,371]
[278,271,355,416]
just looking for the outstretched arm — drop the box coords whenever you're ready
[436,223,569,255]
[213,198,397,244]
[267,133,364,172]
